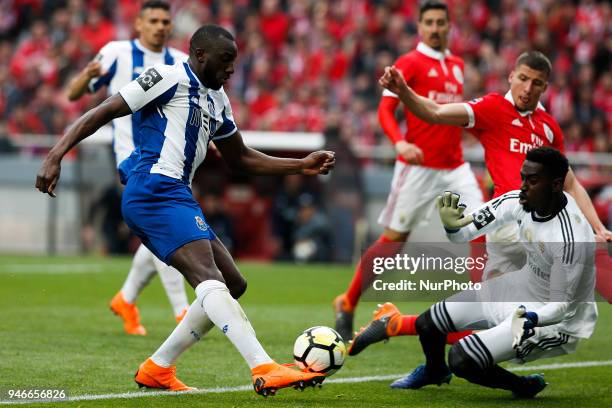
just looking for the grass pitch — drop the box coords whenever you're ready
[0,255,610,407]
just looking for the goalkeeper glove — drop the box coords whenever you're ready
[511,305,539,348]
[436,191,473,231]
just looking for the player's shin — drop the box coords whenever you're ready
[416,308,450,375]
[150,299,214,368]
[196,280,273,369]
[448,343,523,391]
[121,244,157,303]
[154,260,189,318]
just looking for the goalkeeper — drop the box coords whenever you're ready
[392,147,598,397]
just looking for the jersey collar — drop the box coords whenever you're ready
[134,39,166,56]
[416,42,451,60]
[531,193,568,223]
[504,91,545,117]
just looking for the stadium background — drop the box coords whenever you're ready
[0,0,610,261]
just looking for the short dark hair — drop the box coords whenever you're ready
[419,0,449,21]
[526,147,569,182]
[141,1,170,13]
[190,24,234,52]
[515,51,552,79]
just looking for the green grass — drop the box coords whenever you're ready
[0,256,610,407]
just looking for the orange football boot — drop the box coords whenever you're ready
[109,292,146,336]
[251,362,325,397]
[348,302,402,356]
[175,308,188,323]
[134,358,194,391]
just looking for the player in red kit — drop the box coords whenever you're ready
[333,1,483,342]
[348,50,612,361]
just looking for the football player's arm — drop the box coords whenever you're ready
[378,96,424,164]
[441,191,519,243]
[379,66,469,127]
[65,60,104,101]
[564,168,612,242]
[214,131,335,176]
[36,94,131,196]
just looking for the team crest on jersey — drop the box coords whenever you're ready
[452,65,464,84]
[469,97,483,105]
[195,216,207,231]
[137,67,162,91]
[473,206,495,230]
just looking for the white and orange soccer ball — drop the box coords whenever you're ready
[293,326,346,376]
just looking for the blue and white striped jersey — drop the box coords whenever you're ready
[118,62,237,185]
[88,40,188,165]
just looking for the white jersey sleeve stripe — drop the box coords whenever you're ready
[382,89,399,98]
[462,103,475,128]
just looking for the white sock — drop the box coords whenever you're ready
[150,298,214,367]
[153,257,190,317]
[196,280,273,369]
[121,244,156,304]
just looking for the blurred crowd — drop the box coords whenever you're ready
[0,0,610,153]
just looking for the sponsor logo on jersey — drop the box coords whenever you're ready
[511,118,523,127]
[509,134,543,154]
[137,67,162,91]
[222,324,229,334]
[473,206,495,229]
[195,215,207,231]
[452,65,464,84]
[469,97,483,105]
[427,68,438,77]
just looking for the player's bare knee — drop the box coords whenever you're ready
[448,342,482,379]
[228,277,247,299]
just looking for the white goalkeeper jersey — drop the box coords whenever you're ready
[87,40,188,166]
[447,190,597,338]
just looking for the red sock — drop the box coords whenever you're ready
[445,330,473,344]
[469,235,486,283]
[395,315,417,335]
[595,246,612,304]
[389,315,472,344]
[345,234,403,308]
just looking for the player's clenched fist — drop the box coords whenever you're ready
[35,156,61,197]
[436,191,473,230]
[301,151,335,175]
[379,66,409,97]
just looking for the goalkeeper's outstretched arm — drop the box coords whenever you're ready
[438,191,520,243]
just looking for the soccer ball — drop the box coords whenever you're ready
[293,326,346,376]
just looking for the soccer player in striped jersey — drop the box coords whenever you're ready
[37,24,335,396]
[390,147,597,397]
[66,1,189,335]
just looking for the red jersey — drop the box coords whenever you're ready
[382,42,465,169]
[464,92,565,198]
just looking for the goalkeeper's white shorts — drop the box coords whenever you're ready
[378,162,483,233]
[429,300,579,368]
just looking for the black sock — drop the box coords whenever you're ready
[416,308,449,375]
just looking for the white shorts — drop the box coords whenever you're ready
[378,162,483,233]
[430,300,579,368]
